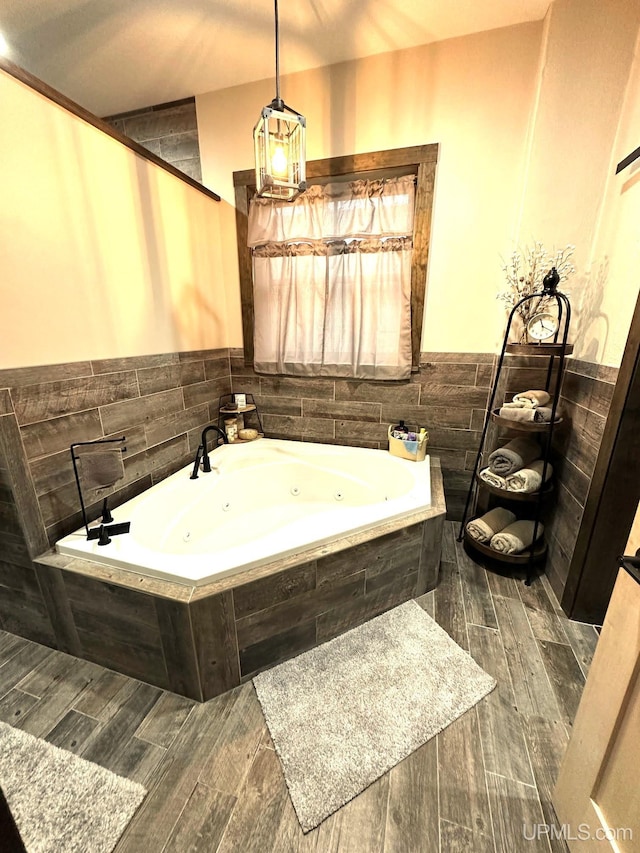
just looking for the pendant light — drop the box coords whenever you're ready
[253,0,306,200]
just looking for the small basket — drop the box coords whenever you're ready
[387,425,428,462]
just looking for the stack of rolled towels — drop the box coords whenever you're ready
[498,389,556,423]
[466,507,544,555]
[479,436,553,494]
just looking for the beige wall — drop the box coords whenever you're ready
[516,0,640,367]
[580,28,640,367]
[0,70,229,370]
[197,22,545,353]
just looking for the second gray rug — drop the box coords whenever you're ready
[253,599,496,833]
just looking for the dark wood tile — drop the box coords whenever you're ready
[434,560,468,650]
[154,598,202,700]
[0,688,40,725]
[135,691,194,749]
[239,620,317,678]
[20,409,104,460]
[163,783,237,853]
[384,738,439,852]
[233,562,316,620]
[100,388,184,435]
[190,591,241,700]
[12,373,139,425]
[522,716,570,853]
[536,640,585,726]
[46,708,101,753]
[486,771,550,853]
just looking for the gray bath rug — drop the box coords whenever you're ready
[253,599,496,833]
[0,720,146,852]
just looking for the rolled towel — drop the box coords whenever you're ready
[490,520,544,554]
[466,507,516,543]
[513,390,551,408]
[76,447,125,492]
[502,399,535,410]
[498,406,536,423]
[533,406,556,423]
[478,467,509,489]
[506,459,553,493]
[488,437,540,475]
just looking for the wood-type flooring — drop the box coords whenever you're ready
[0,523,598,852]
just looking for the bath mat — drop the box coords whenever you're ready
[0,721,146,852]
[253,599,496,833]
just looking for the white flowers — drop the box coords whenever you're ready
[497,242,575,335]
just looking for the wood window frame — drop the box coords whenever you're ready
[232,144,438,372]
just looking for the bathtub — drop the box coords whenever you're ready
[56,438,432,586]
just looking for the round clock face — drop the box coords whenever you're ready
[527,312,559,341]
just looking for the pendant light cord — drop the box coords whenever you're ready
[274,0,282,108]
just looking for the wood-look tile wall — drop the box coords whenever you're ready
[0,349,231,547]
[229,348,493,521]
[105,98,202,183]
[546,360,618,602]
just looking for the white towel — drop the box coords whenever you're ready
[466,507,516,543]
[490,520,544,554]
[506,460,553,493]
[513,390,551,408]
[478,468,509,490]
[498,406,536,423]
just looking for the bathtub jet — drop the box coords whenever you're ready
[190,424,228,479]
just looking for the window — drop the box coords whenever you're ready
[233,145,438,377]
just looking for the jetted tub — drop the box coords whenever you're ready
[56,438,432,586]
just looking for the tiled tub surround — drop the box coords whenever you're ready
[34,462,445,700]
[230,348,495,522]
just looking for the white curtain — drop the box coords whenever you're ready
[248,175,415,379]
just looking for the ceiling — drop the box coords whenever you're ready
[1,0,551,117]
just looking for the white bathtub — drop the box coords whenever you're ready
[56,438,432,586]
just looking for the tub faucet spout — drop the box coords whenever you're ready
[191,424,228,478]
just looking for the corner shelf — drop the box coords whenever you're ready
[217,393,264,442]
[458,280,572,584]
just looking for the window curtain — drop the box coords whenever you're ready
[247,175,415,379]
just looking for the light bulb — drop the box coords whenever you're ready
[270,141,288,178]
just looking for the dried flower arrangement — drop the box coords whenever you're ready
[497,242,575,341]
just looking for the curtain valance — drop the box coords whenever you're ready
[247,175,416,247]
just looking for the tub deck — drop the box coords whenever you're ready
[34,458,446,702]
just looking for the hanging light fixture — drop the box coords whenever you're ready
[254,0,306,200]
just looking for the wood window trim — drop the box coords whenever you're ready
[233,144,438,371]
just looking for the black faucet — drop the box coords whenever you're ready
[190,424,228,479]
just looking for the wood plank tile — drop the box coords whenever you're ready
[16,656,103,737]
[486,771,551,853]
[20,409,103,460]
[0,688,40,725]
[437,708,493,845]
[522,716,570,853]
[439,818,495,853]
[103,735,167,786]
[240,620,317,679]
[81,681,162,770]
[0,631,29,667]
[116,691,238,851]
[536,640,585,726]
[233,562,317,620]
[485,568,521,599]
[71,668,133,720]
[454,539,498,629]
[154,598,202,700]
[384,738,439,853]
[199,682,267,797]
[492,595,562,721]
[518,579,570,645]
[0,641,52,694]
[163,782,237,853]
[215,745,295,853]
[307,772,389,853]
[557,617,599,679]
[434,560,468,650]
[135,691,195,749]
[11,372,139,425]
[415,589,435,619]
[190,591,240,701]
[46,708,100,753]
[467,624,534,786]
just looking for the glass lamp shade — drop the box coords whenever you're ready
[254,104,306,200]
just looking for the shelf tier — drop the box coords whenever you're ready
[475,473,553,502]
[505,342,574,356]
[220,404,257,415]
[463,528,547,565]
[491,409,562,431]
[226,433,264,444]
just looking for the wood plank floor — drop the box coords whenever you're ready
[0,523,599,852]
